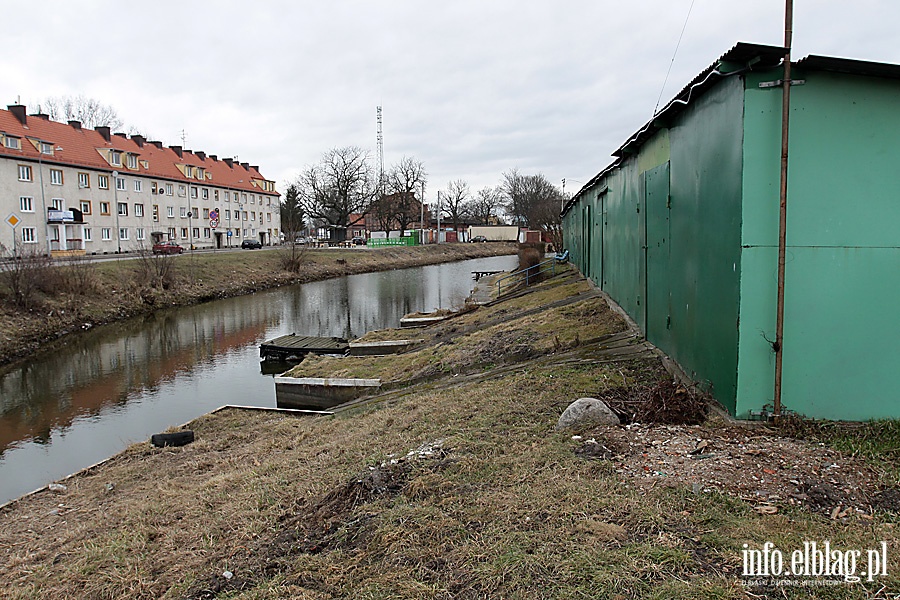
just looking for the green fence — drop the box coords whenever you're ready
[366,235,417,247]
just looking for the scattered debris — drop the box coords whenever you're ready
[47,483,67,494]
[600,379,709,425]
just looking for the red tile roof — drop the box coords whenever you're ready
[0,106,279,196]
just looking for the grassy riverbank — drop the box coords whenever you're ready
[0,243,515,367]
[1,267,897,599]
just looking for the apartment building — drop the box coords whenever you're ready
[0,104,280,256]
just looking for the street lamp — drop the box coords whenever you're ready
[37,142,53,256]
[112,170,121,253]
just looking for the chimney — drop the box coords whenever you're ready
[250,165,259,172]
[209,155,218,161]
[96,126,111,142]
[149,140,163,149]
[31,113,50,121]
[223,158,234,168]
[196,151,206,161]
[68,120,82,130]
[131,134,145,147]
[169,145,183,158]
[114,132,127,138]
[8,105,26,125]
[240,162,250,170]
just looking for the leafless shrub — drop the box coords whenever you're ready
[57,253,98,295]
[132,246,180,298]
[0,243,54,310]
[278,242,309,273]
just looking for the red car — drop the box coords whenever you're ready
[152,241,185,255]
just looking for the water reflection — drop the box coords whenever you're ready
[0,254,516,504]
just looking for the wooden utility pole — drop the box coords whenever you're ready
[773,0,793,419]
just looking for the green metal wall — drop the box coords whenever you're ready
[737,69,900,420]
[564,75,745,413]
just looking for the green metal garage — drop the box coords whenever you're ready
[563,43,900,420]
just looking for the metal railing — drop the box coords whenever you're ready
[495,254,567,297]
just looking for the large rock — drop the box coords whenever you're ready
[557,397,620,430]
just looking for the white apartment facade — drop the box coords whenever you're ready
[0,104,280,256]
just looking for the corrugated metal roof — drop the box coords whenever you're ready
[797,55,900,80]
[565,44,900,217]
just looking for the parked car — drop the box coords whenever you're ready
[471,235,488,243]
[351,236,366,246]
[152,241,184,255]
[241,239,262,249]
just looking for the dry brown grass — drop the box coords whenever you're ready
[1,269,898,599]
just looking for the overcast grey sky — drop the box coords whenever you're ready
[3,1,898,201]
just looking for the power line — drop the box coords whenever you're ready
[653,0,697,116]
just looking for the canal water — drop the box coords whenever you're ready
[0,254,517,505]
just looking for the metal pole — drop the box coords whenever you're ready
[773,0,793,420]
[112,170,121,253]
[420,181,425,245]
[38,147,51,256]
[436,191,442,244]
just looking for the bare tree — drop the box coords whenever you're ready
[387,156,427,236]
[296,146,376,243]
[30,95,125,130]
[500,170,565,249]
[369,193,399,235]
[464,186,503,225]
[441,179,470,232]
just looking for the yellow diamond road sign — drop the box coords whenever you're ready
[6,214,20,228]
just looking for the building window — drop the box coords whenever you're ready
[101,228,112,241]
[168,227,176,239]
[100,202,111,215]
[40,142,53,155]
[224,210,230,220]
[50,169,63,185]
[117,203,128,216]
[127,154,138,169]
[267,213,272,222]
[214,190,219,200]
[134,179,142,192]
[203,228,210,239]
[196,168,204,180]
[202,208,210,219]
[225,192,230,202]
[251,212,256,221]
[191,206,198,218]
[190,187,198,199]
[80,200,92,215]
[250,195,255,204]
[180,207,187,218]
[119,228,129,241]
[181,228,188,239]
[242,194,247,203]
[109,150,121,166]
[78,172,90,188]
[21,227,36,243]
[243,211,248,220]
[84,228,92,242]
[233,211,240,221]
[18,165,33,181]
[178,185,186,197]
[192,227,200,238]
[184,166,193,178]
[116,177,126,191]
[51,198,64,210]
[152,205,159,222]
[202,188,209,200]
[98,174,109,189]
[136,228,145,241]
[166,183,174,196]
[5,136,20,149]
[167,206,175,218]
[135,203,144,217]
[19,197,34,212]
